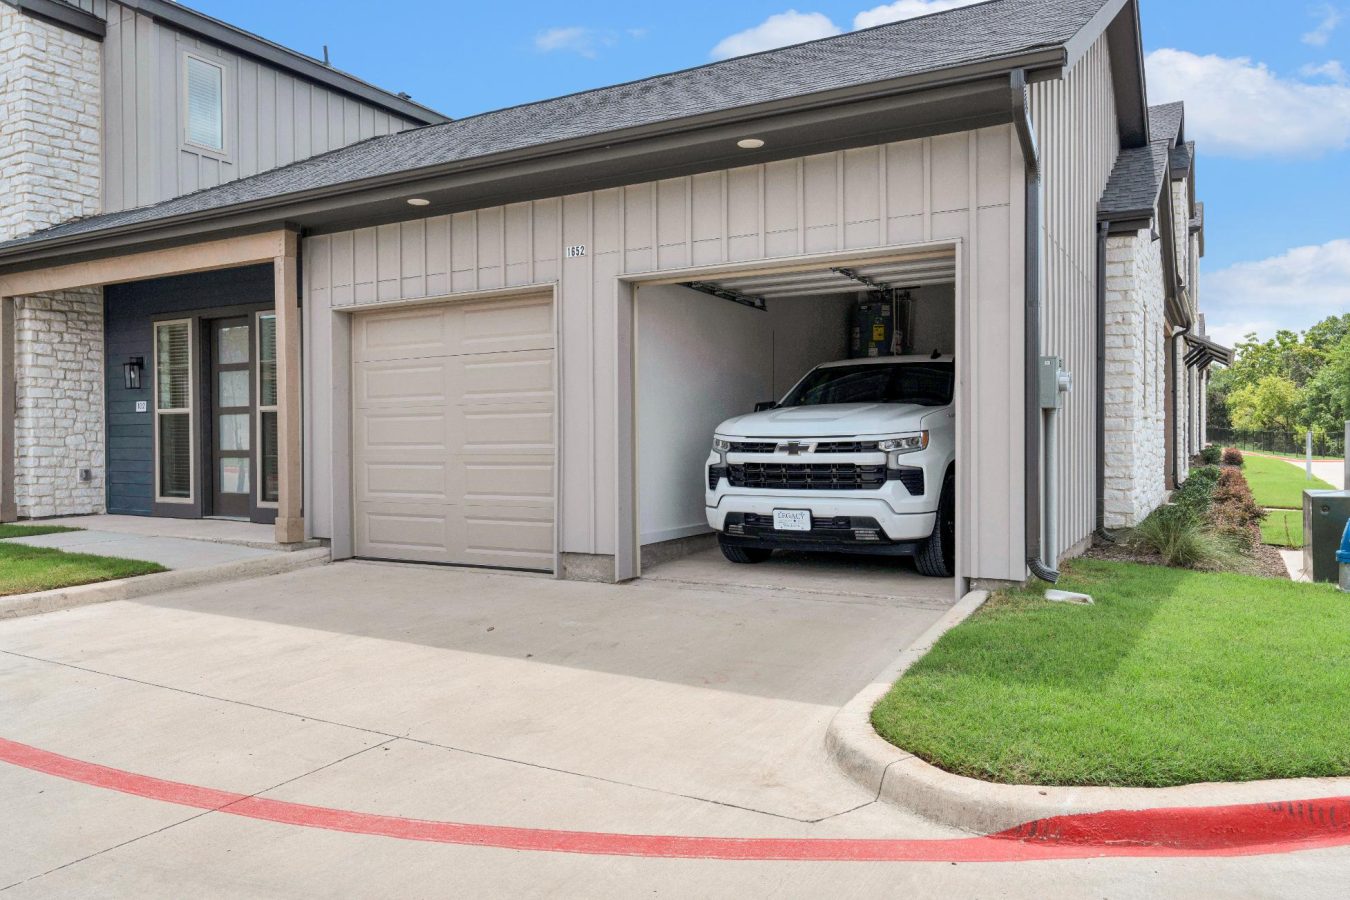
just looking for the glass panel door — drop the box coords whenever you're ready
[210,317,252,518]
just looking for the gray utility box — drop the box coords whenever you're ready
[1303,490,1350,583]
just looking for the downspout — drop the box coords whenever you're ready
[1095,220,1114,541]
[1012,70,1058,584]
[1170,325,1190,486]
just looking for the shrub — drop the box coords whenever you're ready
[1127,505,1239,569]
[1174,466,1220,516]
[1222,447,1244,467]
[1199,446,1223,465]
[1211,467,1265,549]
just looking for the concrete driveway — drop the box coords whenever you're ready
[1,561,1345,897]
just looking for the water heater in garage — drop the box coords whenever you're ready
[850,291,909,358]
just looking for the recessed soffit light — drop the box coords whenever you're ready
[737,138,765,150]
[407,197,431,207]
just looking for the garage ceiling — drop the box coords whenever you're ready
[682,255,956,309]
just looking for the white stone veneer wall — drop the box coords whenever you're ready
[1,7,105,517]
[1103,226,1168,527]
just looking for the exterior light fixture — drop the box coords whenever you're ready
[407,197,431,207]
[737,138,765,149]
[123,356,144,390]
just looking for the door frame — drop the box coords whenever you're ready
[327,283,562,574]
[149,302,275,522]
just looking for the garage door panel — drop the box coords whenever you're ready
[354,296,554,363]
[355,353,554,410]
[460,351,554,405]
[459,296,553,355]
[356,503,553,569]
[353,295,555,570]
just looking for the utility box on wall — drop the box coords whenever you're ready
[1304,490,1350,583]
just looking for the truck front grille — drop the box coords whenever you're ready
[727,463,887,491]
[814,441,881,453]
[728,441,779,453]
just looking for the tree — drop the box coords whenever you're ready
[1229,374,1301,432]
[1301,335,1350,436]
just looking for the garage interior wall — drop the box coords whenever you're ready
[635,284,853,546]
[304,126,1027,582]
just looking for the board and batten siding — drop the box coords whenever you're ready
[101,5,420,213]
[1028,30,1120,559]
[304,126,1029,583]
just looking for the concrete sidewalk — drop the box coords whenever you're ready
[1,561,1345,897]
[5,530,276,571]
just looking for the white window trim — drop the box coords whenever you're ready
[153,318,196,505]
[256,311,279,509]
[182,51,229,157]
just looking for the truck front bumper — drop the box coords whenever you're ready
[706,496,937,543]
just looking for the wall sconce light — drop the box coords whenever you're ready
[123,357,144,390]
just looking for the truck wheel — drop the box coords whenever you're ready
[720,539,773,564]
[915,471,955,578]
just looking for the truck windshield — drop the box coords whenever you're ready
[781,362,954,408]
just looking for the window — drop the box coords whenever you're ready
[781,362,955,408]
[154,320,194,502]
[185,55,224,151]
[257,313,279,505]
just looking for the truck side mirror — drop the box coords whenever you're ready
[754,401,778,412]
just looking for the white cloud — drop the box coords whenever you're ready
[710,10,842,60]
[534,26,619,59]
[1303,4,1343,46]
[1301,60,1349,83]
[1205,240,1350,342]
[853,0,980,29]
[1145,49,1350,156]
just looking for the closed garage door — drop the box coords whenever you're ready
[352,294,555,570]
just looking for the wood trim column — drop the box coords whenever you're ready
[273,233,304,543]
[0,296,15,523]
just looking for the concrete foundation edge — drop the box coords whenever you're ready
[824,588,1350,834]
[0,547,331,621]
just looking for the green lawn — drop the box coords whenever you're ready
[871,559,1349,787]
[0,543,165,597]
[0,523,83,540]
[1260,508,1303,548]
[1242,454,1334,510]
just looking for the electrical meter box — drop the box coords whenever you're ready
[850,298,898,358]
[1303,490,1350,583]
[1038,356,1071,409]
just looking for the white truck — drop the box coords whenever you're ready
[705,355,955,577]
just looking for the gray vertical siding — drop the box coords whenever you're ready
[304,129,1030,583]
[101,5,420,213]
[1029,31,1120,558]
[103,265,272,515]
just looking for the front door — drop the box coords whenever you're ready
[210,317,253,518]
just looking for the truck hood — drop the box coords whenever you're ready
[716,403,945,439]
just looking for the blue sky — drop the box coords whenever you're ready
[192,0,1350,348]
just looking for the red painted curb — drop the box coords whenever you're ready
[3,737,1347,862]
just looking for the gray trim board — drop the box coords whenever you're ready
[1,0,105,40]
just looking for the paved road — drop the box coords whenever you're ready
[0,561,1345,897]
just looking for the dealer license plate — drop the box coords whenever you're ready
[773,510,812,532]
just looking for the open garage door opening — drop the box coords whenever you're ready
[634,252,959,593]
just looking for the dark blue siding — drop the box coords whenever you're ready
[104,265,273,515]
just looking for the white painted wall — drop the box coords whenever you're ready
[635,286,855,545]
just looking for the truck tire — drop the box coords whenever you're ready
[719,539,773,564]
[915,470,955,578]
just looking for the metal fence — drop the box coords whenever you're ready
[1207,427,1346,459]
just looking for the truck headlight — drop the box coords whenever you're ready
[879,432,928,454]
[712,437,732,465]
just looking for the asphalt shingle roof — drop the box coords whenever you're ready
[1,0,1112,252]
[1099,101,1188,218]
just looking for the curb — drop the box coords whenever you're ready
[825,588,1350,834]
[0,547,331,621]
